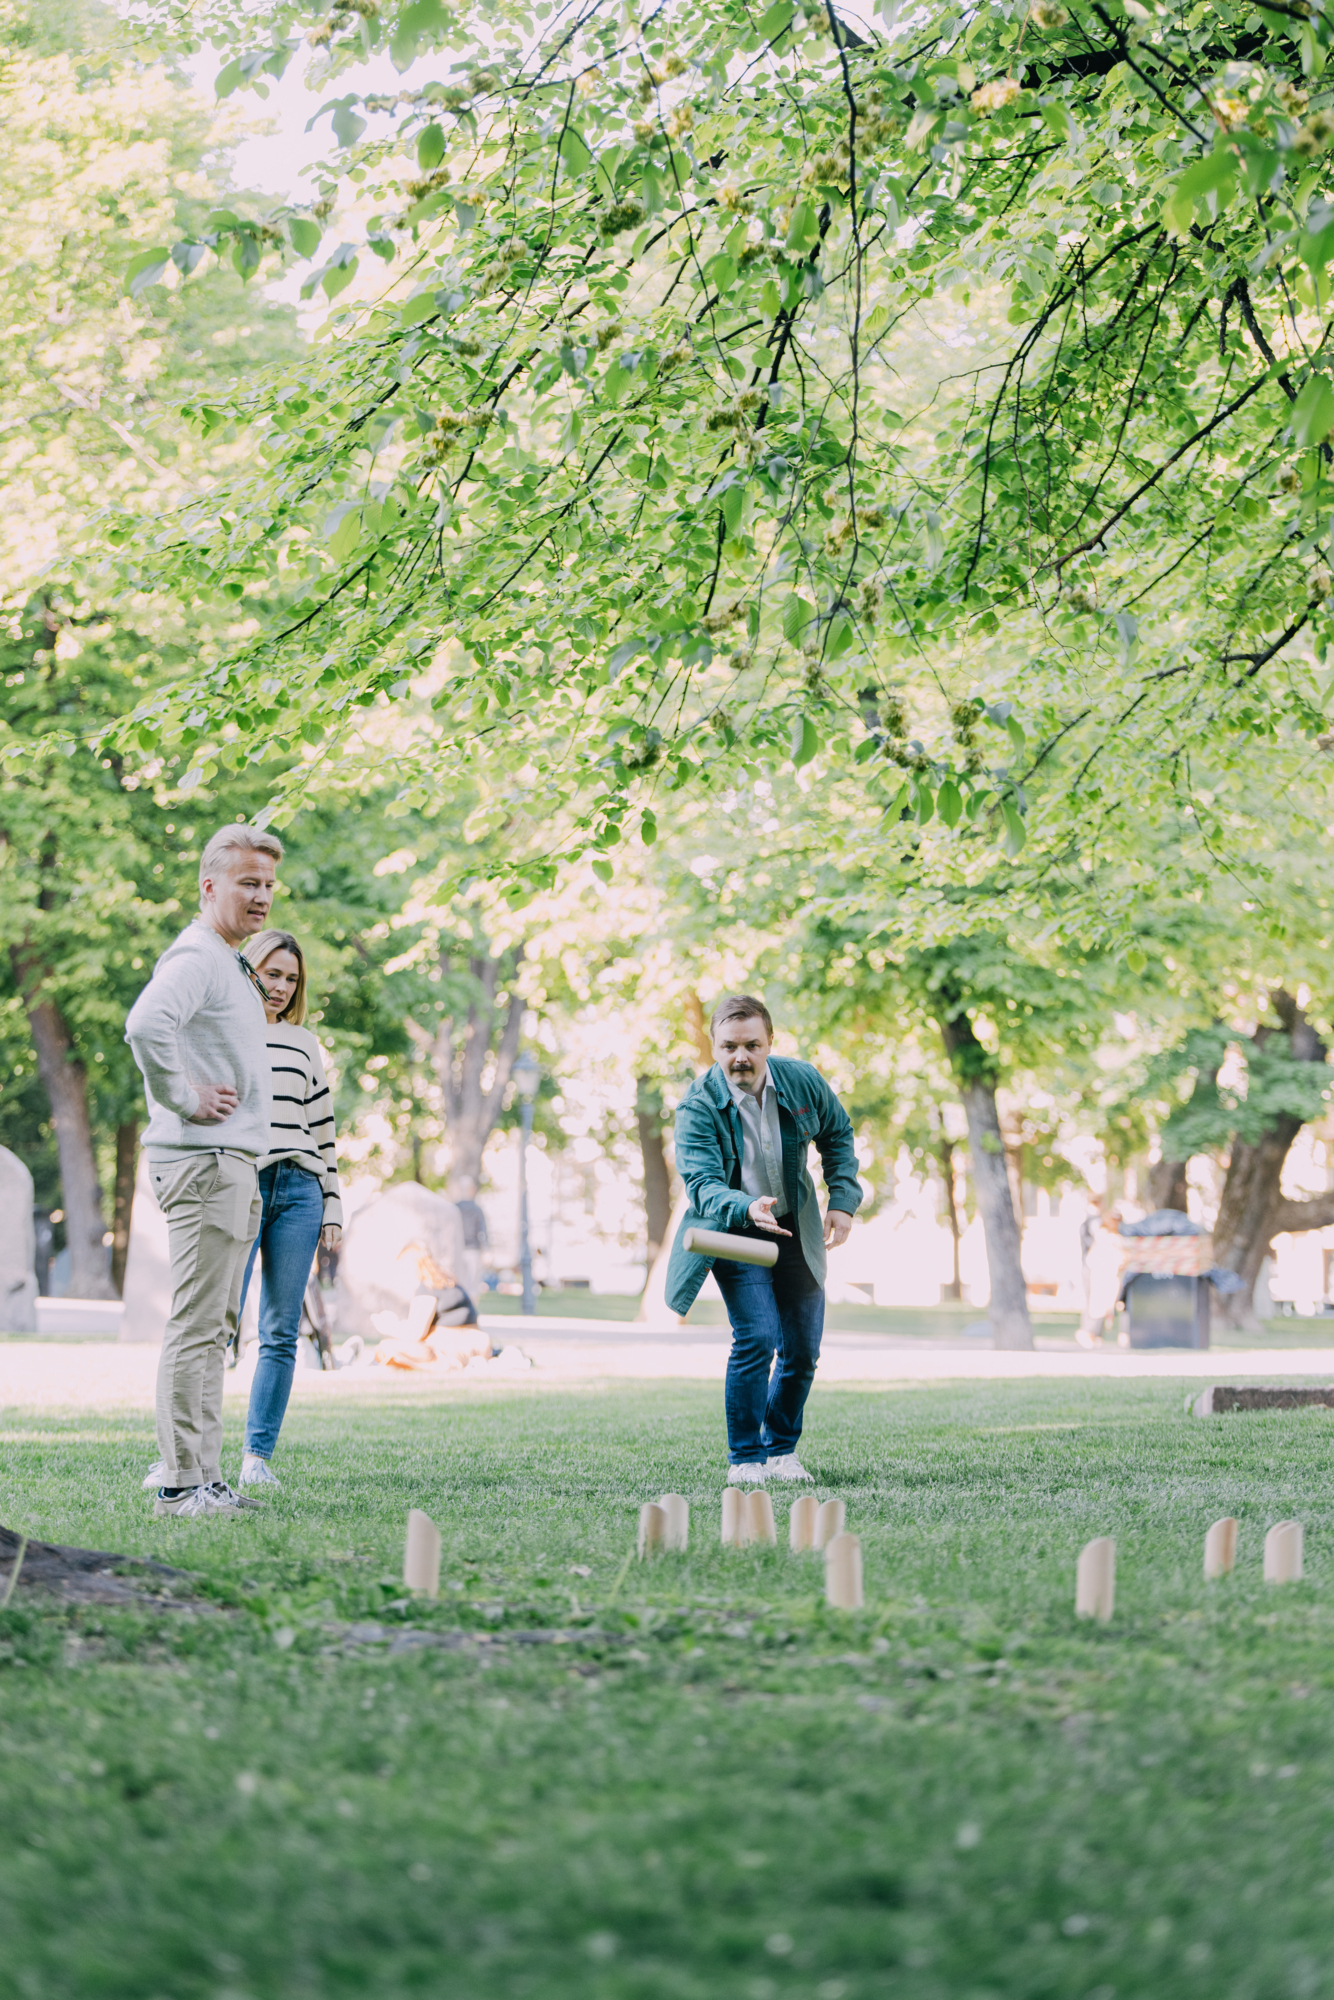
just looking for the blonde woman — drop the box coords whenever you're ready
[235,929,343,1487]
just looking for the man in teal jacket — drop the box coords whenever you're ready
[665,994,862,1483]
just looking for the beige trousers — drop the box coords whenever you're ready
[151,1153,261,1488]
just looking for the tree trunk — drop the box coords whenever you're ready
[110,1118,138,1296]
[418,941,526,1196]
[636,1077,673,1272]
[935,1116,963,1301]
[1213,991,1327,1331]
[936,1008,1032,1349]
[14,963,114,1299]
[684,989,714,1068]
[1148,1158,1189,1212]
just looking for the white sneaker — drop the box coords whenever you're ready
[727,1462,768,1484]
[153,1485,238,1519]
[141,1458,168,1491]
[206,1479,262,1511]
[240,1453,282,1489]
[765,1453,812,1481]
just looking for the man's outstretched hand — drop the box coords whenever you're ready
[188,1083,239,1124]
[824,1209,853,1249]
[748,1196,792,1237]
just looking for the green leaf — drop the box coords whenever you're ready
[785,202,818,255]
[937,777,962,827]
[758,0,796,39]
[708,254,736,294]
[782,595,813,643]
[288,217,322,258]
[1126,946,1147,974]
[559,126,593,177]
[1292,373,1334,448]
[826,617,853,660]
[417,122,445,169]
[322,256,359,300]
[390,0,450,69]
[640,812,657,846]
[331,100,367,148]
[126,249,170,297]
[171,241,208,276]
[722,485,745,533]
[214,58,243,99]
[762,279,782,317]
[401,290,440,327]
[791,713,819,767]
[1001,801,1027,854]
[642,163,665,214]
[591,857,614,884]
[1164,147,1235,235]
[862,301,890,343]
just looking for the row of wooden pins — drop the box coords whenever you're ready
[640,1491,864,1608]
[1075,1518,1306,1623]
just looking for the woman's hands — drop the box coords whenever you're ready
[321,1224,342,1252]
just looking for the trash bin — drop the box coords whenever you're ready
[1124,1271,1211,1350]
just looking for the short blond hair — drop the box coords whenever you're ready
[198,824,283,900]
[243,929,308,1025]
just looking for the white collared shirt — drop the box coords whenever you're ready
[727,1072,788,1216]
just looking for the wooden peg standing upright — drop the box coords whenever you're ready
[1075,1536,1116,1621]
[1264,1520,1303,1583]
[813,1497,846,1551]
[658,1493,689,1552]
[747,1489,777,1546]
[824,1531,863,1610]
[721,1487,744,1547]
[1203,1517,1238,1579]
[403,1508,442,1597]
[638,1501,667,1558]
[789,1493,819,1552]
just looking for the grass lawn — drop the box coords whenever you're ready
[4,1375,1334,1999]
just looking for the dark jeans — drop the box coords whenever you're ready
[237,1161,323,1460]
[713,1231,824,1464]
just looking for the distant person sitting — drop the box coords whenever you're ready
[125,824,281,1518]
[453,1177,488,1297]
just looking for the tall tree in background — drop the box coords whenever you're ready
[0,0,298,1288]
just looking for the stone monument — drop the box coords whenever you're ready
[119,1153,172,1343]
[334,1181,467,1339]
[0,1147,38,1333]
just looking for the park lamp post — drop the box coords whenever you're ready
[512,1051,540,1317]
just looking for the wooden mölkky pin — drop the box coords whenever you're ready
[1075,1536,1116,1621]
[638,1501,667,1558]
[813,1497,846,1551]
[1203,1517,1238,1579]
[403,1508,442,1597]
[824,1531,863,1610]
[721,1487,745,1547]
[747,1489,777,1547]
[658,1493,689,1552]
[789,1494,819,1552]
[1264,1520,1303,1583]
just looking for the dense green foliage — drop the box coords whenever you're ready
[107,0,1334,928]
[7,1377,1334,1995]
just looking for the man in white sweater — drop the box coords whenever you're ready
[125,825,283,1517]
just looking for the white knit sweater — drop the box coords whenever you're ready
[257,1024,343,1228]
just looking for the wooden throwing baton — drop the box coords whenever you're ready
[683,1226,778,1268]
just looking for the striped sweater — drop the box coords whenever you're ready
[257,1025,343,1229]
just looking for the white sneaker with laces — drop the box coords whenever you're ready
[206,1479,262,1511]
[727,1462,768,1484]
[153,1485,236,1519]
[765,1453,812,1481]
[141,1458,168,1492]
[240,1453,282,1489]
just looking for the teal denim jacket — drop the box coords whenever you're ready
[665,1057,863,1316]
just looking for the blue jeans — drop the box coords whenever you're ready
[237,1161,323,1460]
[713,1231,825,1464]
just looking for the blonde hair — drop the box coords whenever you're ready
[198,824,283,900]
[243,929,308,1025]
